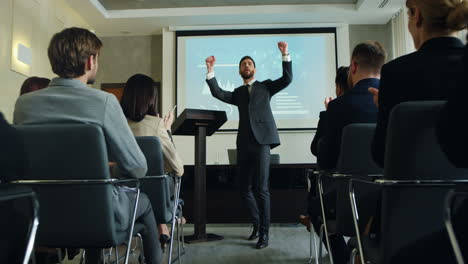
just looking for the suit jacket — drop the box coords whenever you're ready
[206,61,292,149]
[311,110,327,157]
[372,37,465,167]
[437,38,468,168]
[0,113,24,183]
[14,77,147,231]
[318,78,379,170]
[128,115,184,176]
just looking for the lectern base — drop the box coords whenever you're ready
[184,233,224,244]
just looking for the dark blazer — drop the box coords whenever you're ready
[372,37,465,167]
[207,61,292,149]
[0,113,24,183]
[437,38,468,168]
[311,111,327,157]
[318,78,379,170]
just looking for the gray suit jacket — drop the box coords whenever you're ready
[14,77,147,231]
[207,61,292,149]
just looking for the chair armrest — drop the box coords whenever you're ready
[142,175,168,180]
[332,173,383,182]
[10,178,138,186]
[0,185,36,202]
[374,179,468,186]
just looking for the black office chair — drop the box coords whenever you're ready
[135,136,184,264]
[348,101,468,264]
[312,124,382,264]
[0,185,39,264]
[13,124,140,264]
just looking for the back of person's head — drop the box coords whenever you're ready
[335,66,350,95]
[406,0,468,33]
[20,77,50,95]
[48,27,102,79]
[351,41,387,75]
[120,74,158,122]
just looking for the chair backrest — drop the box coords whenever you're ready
[381,101,468,263]
[336,123,382,174]
[335,124,382,236]
[135,136,173,223]
[15,124,123,248]
[384,101,468,180]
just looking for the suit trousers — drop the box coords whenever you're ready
[238,143,271,234]
[85,192,162,264]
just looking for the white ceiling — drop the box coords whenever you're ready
[97,0,358,10]
[64,0,405,37]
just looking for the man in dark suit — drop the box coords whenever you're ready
[312,41,386,264]
[317,41,385,170]
[205,41,292,249]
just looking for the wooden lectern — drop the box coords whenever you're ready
[172,108,227,243]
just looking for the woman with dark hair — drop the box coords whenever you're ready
[310,66,350,156]
[120,73,184,251]
[20,77,50,95]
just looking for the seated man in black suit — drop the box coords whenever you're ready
[308,41,386,264]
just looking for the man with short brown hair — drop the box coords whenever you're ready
[14,27,161,264]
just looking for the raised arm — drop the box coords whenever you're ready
[268,41,293,95]
[205,56,236,105]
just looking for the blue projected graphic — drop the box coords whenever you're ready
[178,33,337,129]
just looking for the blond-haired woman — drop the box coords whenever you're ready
[371,0,468,167]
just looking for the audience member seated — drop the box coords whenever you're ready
[317,41,384,170]
[20,77,50,95]
[305,41,386,264]
[310,66,350,157]
[370,0,467,167]
[13,27,162,264]
[120,73,185,251]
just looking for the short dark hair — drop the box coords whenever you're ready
[239,56,256,68]
[120,74,159,122]
[48,27,102,78]
[20,77,50,95]
[335,66,350,92]
[351,41,387,74]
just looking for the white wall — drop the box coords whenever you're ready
[0,0,91,122]
[162,24,351,165]
[94,35,153,90]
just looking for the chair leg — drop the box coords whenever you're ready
[23,194,39,264]
[114,247,119,264]
[57,248,63,264]
[313,223,319,264]
[318,224,324,264]
[169,178,182,264]
[348,180,365,264]
[349,248,358,264]
[79,250,85,264]
[137,234,145,264]
[124,188,140,264]
[317,174,334,264]
[177,216,181,263]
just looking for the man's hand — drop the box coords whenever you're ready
[278,41,288,55]
[205,56,216,73]
[324,97,333,110]
[368,87,379,108]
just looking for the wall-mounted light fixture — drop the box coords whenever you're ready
[17,43,32,66]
